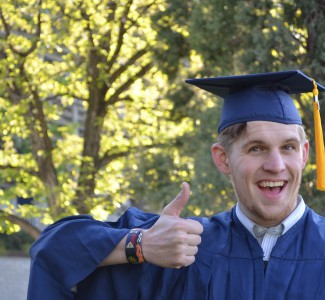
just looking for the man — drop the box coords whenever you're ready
[28,70,325,299]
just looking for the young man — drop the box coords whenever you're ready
[28,70,325,299]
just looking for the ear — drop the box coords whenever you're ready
[301,139,309,169]
[211,143,231,174]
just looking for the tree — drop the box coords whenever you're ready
[0,0,194,238]
[1,0,324,243]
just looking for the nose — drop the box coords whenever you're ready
[262,150,285,173]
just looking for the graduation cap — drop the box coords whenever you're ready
[185,70,325,191]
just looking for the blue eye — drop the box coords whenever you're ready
[283,145,295,151]
[249,146,261,152]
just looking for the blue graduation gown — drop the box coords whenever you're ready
[28,206,325,299]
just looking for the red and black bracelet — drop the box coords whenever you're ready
[125,229,146,264]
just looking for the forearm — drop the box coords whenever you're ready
[99,234,128,266]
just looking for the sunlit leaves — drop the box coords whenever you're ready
[1,0,324,239]
[1,0,187,229]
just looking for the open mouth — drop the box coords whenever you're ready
[258,181,286,194]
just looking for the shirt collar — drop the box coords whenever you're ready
[236,195,306,236]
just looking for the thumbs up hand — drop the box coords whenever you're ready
[142,182,203,268]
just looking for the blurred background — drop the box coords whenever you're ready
[0,0,324,298]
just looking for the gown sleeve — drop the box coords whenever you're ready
[27,208,159,300]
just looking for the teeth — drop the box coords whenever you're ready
[259,181,284,188]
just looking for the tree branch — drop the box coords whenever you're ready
[126,0,157,30]
[108,61,152,105]
[0,0,42,57]
[108,48,148,84]
[43,93,88,102]
[106,0,134,74]
[0,210,41,240]
[0,164,39,177]
[97,142,165,170]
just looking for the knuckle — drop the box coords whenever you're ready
[176,232,188,244]
[174,244,187,256]
[192,246,199,255]
[184,256,195,267]
[173,256,185,267]
[172,220,187,231]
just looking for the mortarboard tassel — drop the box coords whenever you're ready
[312,80,325,190]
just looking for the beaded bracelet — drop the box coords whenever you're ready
[125,229,146,264]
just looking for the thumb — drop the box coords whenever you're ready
[161,182,190,217]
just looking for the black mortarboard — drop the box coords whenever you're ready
[186,70,325,191]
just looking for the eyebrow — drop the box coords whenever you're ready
[242,137,301,149]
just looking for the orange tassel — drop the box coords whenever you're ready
[312,80,325,190]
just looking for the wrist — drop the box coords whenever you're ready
[125,229,146,264]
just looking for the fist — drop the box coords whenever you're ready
[142,182,204,268]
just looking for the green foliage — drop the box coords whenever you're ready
[0,0,203,236]
[151,0,191,79]
[0,0,324,243]
[187,0,325,215]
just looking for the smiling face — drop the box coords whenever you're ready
[212,121,309,227]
